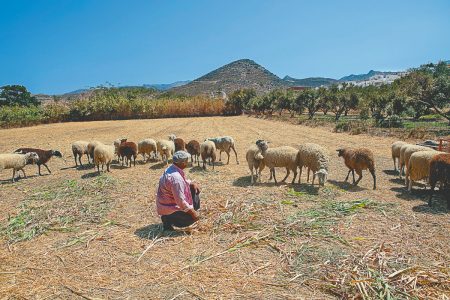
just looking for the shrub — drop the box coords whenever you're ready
[418,114,442,122]
[377,114,403,128]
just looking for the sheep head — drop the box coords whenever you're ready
[168,134,176,141]
[256,140,269,152]
[336,148,345,157]
[315,168,328,186]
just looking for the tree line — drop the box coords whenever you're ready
[227,61,450,125]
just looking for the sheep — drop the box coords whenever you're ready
[186,140,201,167]
[296,143,329,186]
[118,140,137,167]
[87,140,103,163]
[406,150,441,192]
[402,145,435,185]
[205,136,239,165]
[200,140,217,170]
[72,140,90,166]
[137,139,157,162]
[0,152,39,182]
[255,140,298,184]
[391,141,408,172]
[168,134,186,152]
[246,142,265,184]
[157,139,175,165]
[94,143,115,173]
[428,153,450,208]
[14,148,64,175]
[114,138,127,161]
[337,147,376,189]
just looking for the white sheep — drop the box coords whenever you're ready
[402,145,435,185]
[206,136,239,165]
[93,143,115,173]
[72,140,90,166]
[200,140,217,170]
[391,141,408,172]
[0,152,39,182]
[255,140,298,184]
[246,143,265,184]
[138,139,157,162]
[407,150,441,192]
[296,143,329,186]
[157,139,175,165]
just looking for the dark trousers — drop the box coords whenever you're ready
[161,187,200,229]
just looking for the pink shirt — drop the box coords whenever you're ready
[156,164,193,216]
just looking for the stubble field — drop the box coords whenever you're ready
[0,116,448,299]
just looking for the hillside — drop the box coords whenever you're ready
[339,70,401,82]
[169,59,286,96]
[283,75,338,87]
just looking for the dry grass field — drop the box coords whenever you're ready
[0,116,448,299]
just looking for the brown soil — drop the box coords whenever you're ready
[0,116,448,299]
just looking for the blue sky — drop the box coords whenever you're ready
[0,0,449,94]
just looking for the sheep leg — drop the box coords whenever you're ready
[298,166,303,184]
[281,167,290,183]
[43,164,51,174]
[399,164,404,179]
[37,164,42,176]
[354,170,362,186]
[226,151,230,165]
[345,169,352,182]
[134,155,136,167]
[250,168,254,184]
[352,170,355,184]
[291,168,298,184]
[312,172,316,185]
[21,169,27,178]
[408,178,413,192]
[393,157,397,172]
[219,150,222,161]
[231,145,239,164]
[307,168,310,182]
[272,168,278,184]
[370,169,376,190]
[107,163,111,172]
[74,154,78,167]
[12,169,16,182]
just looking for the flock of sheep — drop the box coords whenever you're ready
[0,134,448,208]
[391,141,450,207]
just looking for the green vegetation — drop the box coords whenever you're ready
[0,86,226,128]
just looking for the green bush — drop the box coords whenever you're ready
[377,114,403,128]
[418,114,441,121]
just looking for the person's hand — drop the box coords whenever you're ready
[190,182,201,194]
[188,209,199,221]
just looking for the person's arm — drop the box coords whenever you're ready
[190,181,201,194]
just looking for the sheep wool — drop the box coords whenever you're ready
[138,139,157,162]
[391,141,408,172]
[256,140,298,184]
[200,140,216,170]
[157,139,175,165]
[72,140,90,166]
[428,153,450,208]
[407,150,441,191]
[0,152,39,182]
[94,143,115,173]
[402,145,434,183]
[296,143,329,186]
[246,144,265,184]
[206,136,239,165]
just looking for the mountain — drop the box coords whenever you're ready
[283,75,338,87]
[169,59,286,96]
[143,80,190,91]
[339,70,401,82]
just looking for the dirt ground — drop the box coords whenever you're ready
[0,116,448,299]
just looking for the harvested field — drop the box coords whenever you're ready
[0,116,449,299]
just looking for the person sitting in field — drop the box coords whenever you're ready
[156,150,201,231]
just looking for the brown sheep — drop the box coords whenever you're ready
[118,141,137,167]
[186,140,201,167]
[174,138,186,152]
[337,147,376,189]
[429,153,450,209]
